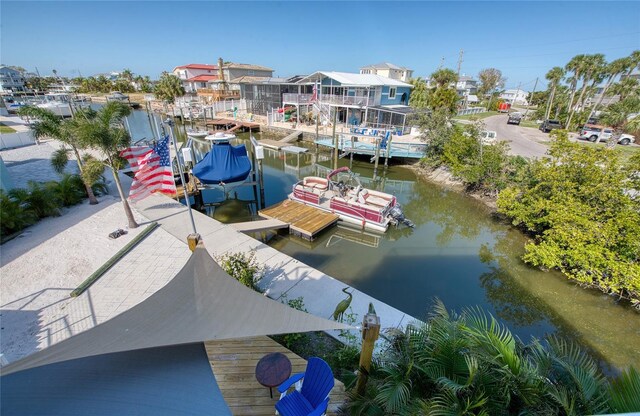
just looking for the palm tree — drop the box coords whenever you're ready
[74,101,138,228]
[609,76,640,101]
[544,66,565,120]
[17,106,99,205]
[430,68,458,88]
[120,68,134,82]
[564,55,586,119]
[345,300,637,416]
[625,50,640,76]
[567,54,605,128]
[154,72,185,104]
[588,57,633,121]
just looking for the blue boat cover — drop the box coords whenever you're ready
[192,143,251,185]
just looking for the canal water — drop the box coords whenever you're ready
[126,111,639,370]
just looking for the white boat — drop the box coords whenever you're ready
[36,93,75,117]
[289,167,414,233]
[186,130,209,139]
[204,132,236,142]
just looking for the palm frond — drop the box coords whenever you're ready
[608,367,640,413]
[51,148,70,174]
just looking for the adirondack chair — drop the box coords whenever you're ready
[275,357,334,416]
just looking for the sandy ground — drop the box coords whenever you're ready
[0,195,191,363]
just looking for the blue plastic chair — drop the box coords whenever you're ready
[275,357,334,416]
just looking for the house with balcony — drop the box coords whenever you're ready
[359,63,414,83]
[172,64,219,93]
[0,66,27,93]
[456,75,478,96]
[500,88,529,105]
[197,61,275,103]
[282,71,413,132]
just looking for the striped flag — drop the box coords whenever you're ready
[120,135,177,201]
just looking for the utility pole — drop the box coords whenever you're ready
[524,77,538,119]
[456,49,464,78]
[513,82,522,108]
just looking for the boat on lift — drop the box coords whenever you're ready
[190,132,251,191]
[289,166,414,233]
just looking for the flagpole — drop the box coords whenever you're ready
[164,118,198,238]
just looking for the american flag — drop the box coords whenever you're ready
[120,135,177,201]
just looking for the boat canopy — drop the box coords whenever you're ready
[192,142,251,185]
[327,166,351,180]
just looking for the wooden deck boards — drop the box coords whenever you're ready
[205,337,346,416]
[259,200,339,240]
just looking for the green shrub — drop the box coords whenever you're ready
[217,251,263,292]
[346,300,639,415]
[46,174,85,207]
[497,131,640,304]
[0,190,37,237]
[9,182,61,219]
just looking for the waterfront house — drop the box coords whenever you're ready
[0,66,27,93]
[228,75,303,115]
[359,63,414,83]
[456,75,478,97]
[197,61,274,103]
[283,71,414,132]
[500,88,529,105]
[173,64,219,93]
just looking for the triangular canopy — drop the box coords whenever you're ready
[1,245,351,376]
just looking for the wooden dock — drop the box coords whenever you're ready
[205,336,346,416]
[257,138,288,150]
[206,118,261,131]
[259,200,339,240]
[230,219,289,233]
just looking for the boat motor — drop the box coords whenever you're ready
[388,204,415,228]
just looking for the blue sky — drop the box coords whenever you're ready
[2,1,639,90]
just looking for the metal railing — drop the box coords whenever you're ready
[456,107,487,116]
[282,93,375,107]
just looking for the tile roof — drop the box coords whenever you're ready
[187,74,218,82]
[174,64,217,70]
[224,63,273,71]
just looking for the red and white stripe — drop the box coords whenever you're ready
[120,146,176,201]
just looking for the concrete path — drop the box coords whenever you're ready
[0,115,30,132]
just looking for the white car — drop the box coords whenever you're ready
[579,125,635,145]
[481,130,498,145]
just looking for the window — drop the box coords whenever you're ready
[388,87,396,99]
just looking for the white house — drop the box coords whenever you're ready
[359,63,414,83]
[0,66,27,93]
[456,75,478,97]
[172,64,219,93]
[500,88,529,105]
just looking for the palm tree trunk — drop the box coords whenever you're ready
[566,79,578,119]
[110,165,138,229]
[568,77,589,129]
[545,85,557,120]
[71,146,98,205]
[588,75,615,121]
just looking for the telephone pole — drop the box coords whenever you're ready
[456,49,464,77]
[524,77,538,118]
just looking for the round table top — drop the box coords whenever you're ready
[255,352,292,388]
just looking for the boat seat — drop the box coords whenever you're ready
[361,189,392,207]
[303,177,329,190]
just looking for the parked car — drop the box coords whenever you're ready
[507,112,522,125]
[481,130,498,144]
[539,119,563,133]
[579,124,635,145]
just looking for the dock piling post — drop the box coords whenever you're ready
[356,303,380,396]
[332,109,338,170]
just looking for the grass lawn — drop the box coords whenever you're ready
[0,123,17,133]
[453,111,500,121]
[519,120,540,129]
[574,139,640,163]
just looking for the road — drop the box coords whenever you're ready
[482,114,551,158]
